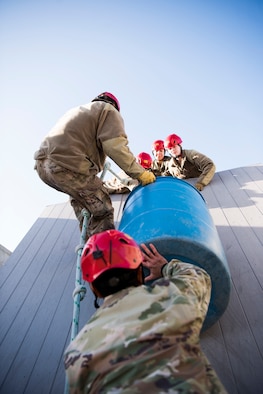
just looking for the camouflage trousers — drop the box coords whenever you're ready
[35,159,114,239]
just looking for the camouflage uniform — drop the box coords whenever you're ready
[64,260,227,393]
[168,149,216,187]
[34,101,144,236]
[151,156,171,177]
[103,170,139,194]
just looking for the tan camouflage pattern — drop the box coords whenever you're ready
[103,171,139,194]
[35,159,114,237]
[34,101,146,235]
[151,156,172,177]
[168,149,216,186]
[64,260,227,393]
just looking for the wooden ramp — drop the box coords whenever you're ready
[0,164,262,394]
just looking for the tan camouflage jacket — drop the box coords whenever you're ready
[34,101,144,179]
[168,149,216,186]
[64,261,227,393]
[151,156,171,177]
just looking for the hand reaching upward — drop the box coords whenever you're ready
[140,243,168,282]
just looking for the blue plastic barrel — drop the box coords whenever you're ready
[118,177,231,330]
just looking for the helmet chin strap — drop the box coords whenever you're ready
[94,295,100,309]
[90,282,102,308]
[174,145,183,159]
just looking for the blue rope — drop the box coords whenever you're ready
[64,208,89,394]
[70,208,89,341]
[69,161,121,341]
[65,164,117,393]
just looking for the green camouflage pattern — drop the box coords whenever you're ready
[64,260,227,393]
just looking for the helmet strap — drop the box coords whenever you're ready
[94,295,100,309]
[175,145,183,159]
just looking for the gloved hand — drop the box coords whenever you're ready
[195,182,204,191]
[138,171,156,186]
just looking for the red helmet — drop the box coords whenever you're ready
[152,140,165,151]
[136,152,153,169]
[81,230,143,283]
[164,134,182,149]
[92,92,120,111]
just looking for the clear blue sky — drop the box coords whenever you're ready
[0,0,262,251]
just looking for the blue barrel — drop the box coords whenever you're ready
[118,177,231,330]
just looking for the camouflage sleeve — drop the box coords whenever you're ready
[167,157,185,178]
[151,158,173,177]
[162,260,212,316]
[185,150,216,186]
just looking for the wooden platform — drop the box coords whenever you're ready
[0,164,262,393]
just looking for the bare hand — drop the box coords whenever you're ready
[140,243,168,282]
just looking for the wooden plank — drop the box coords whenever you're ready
[219,168,263,243]
[0,204,77,390]
[0,203,65,288]
[0,203,73,340]
[23,247,85,394]
[0,205,74,322]
[243,164,263,186]
[201,322,238,394]
[214,171,263,284]
[205,170,263,393]
[219,281,263,394]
